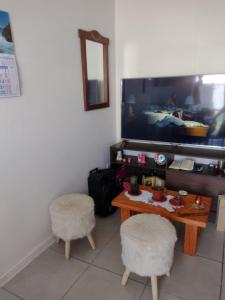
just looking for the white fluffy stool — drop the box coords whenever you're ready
[49,193,96,260]
[120,214,177,300]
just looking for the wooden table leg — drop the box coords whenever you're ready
[197,227,202,237]
[184,224,198,256]
[121,208,131,222]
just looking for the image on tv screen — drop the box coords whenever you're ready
[121,75,225,147]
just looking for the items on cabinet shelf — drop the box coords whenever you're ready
[127,157,132,164]
[116,150,123,161]
[154,153,167,165]
[219,161,225,175]
[138,153,146,164]
[142,175,165,188]
[169,159,194,171]
[193,164,203,173]
[207,162,220,176]
[110,143,170,181]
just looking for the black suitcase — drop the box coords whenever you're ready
[88,168,122,217]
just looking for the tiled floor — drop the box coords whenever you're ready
[2,210,225,300]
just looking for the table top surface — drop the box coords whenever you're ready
[112,186,212,228]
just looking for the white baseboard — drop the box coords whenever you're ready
[0,235,55,287]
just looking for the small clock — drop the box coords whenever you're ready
[154,153,166,165]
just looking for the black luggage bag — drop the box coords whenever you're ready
[88,168,122,217]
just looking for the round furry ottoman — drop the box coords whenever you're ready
[120,213,177,300]
[49,193,96,260]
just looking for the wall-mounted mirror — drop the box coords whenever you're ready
[78,29,110,111]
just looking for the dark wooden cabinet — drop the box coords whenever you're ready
[166,169,225,196]
[166,169,224,212]
[110,141,225,215]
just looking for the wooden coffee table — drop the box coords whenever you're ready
[112,186,212,256]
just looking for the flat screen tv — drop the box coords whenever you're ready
[121,75,225,148]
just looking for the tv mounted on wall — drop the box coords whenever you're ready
[121,75,225,148]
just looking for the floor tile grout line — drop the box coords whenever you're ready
[157,283,192,300]
[145,277,150,287]
[60,264,91,300]
[195,253,223,264]
[50,237,147,286]
[90,262,146,285]
[60,263,145,300]
[138,281,188,300]
[174,248,223,264]
[138,284,147,300]
[48,227,120,265]
[3,252,91,300]
[61,256,146,299]
[48,246,94,265]
[90,229,120,263]
[159,288,187,300]
[2,287,25,300]
[219,234,225,300]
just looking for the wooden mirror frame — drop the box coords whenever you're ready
[78,29,110,111]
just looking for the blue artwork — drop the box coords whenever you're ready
[0,10,14,54]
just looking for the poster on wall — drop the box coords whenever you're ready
[0,10,20,97]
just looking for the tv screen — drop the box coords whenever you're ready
[121,75,225,148]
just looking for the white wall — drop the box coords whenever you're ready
[115,0,225,139]
[0,0,115,284]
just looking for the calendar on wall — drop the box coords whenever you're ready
[0,10,20,97]
[0,54,20,97]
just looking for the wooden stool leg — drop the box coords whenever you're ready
[65,240,70,260]
[121,268,130,286]
[151,275,158,300]
[87,233,95,250]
